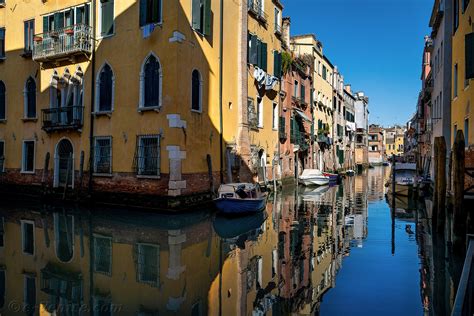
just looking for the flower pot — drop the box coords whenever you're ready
[33,36,42,42]
[65,29,74,36]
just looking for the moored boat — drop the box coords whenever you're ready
[323,172,339,182]
[299,169,330,186]
[213,183,267,215]
[386,163,417,196]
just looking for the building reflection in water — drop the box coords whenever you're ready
[0,169,458,315]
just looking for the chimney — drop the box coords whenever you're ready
[282,17,291,49]
[344,84,352,94]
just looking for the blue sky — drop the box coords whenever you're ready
[283,0,433,126]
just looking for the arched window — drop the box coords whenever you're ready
[50,71,61,108]
[96,63,114,112]
[54,213,74,262]
[140,53,162,109]
[191,70,202,112]
[0,81,5,120]
[24,77,36,118]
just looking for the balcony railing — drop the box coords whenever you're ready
[33,24,93,62]
[274,23,282,35]
[42,106,84,132]
[248,0,269,21]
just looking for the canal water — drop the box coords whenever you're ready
[0,167,460,315]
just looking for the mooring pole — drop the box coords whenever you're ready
[437,137,447,235]
[453,130,466,251]
[391,154,396,255]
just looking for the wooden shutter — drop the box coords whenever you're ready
[139,0,147,26]
[192,0,201,30]
[261,42,267,71]
[204,0,211,35]
[43,16,49,33]
[152,0,161,24]
[85,4,91,25]
[300,84,305,101]
[54,12,64,30]
[101,0,114,36]
[249,35,258,65]
[466,33,474,79]
[273,51,281,77]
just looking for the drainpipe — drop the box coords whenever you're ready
[88,0,97,195]
[218,0,224,185]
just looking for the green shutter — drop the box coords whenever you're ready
[256,39,262,67]
[261,42,267,71]
[273,51,282,77]
[43,16,49,33]
[466,33,474,79]
[192,0,201,30]
[139,0,147,26]
[300,84,305,101]
[101,0,114,36]
[204,0,211,35]
[290,117,295,143]
[249,35,258,65]
[85,4,91,25]
[152,0,161,23]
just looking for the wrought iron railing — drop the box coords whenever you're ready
[42,106,84,132]
[248,0,269,21]
[33,24,93,62]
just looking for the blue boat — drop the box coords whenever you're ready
[213,183,267,215]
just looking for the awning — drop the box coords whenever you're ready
[294,109,312,123]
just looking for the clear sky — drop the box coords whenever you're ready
[283,0,433,127]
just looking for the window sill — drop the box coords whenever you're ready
[191,109,202,114]
[22,118,38,122]
[93,111,113,118]
[140,22,163,30]
[0,119,6,124]
[138,106,161,113]
[136,175,161,180]
[98,33,115,40]
[20,171,35,175]
[93,173,113,178]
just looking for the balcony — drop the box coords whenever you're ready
[33,24,93,63]
[274,23,282,35]
[248,0,268,22]
[42,106,84,132]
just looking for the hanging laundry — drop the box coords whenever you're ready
[142,23,156,39]
[265,75,278,90]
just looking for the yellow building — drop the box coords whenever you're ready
[0,0,283,205]
[0,206,220,315]
[290,35,336,172]
[451,0,473,146]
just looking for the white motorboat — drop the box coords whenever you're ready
[386,163,417,196]
[298,169,330,186]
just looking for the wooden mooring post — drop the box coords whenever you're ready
[433,137,447,235]
[453,130,466,251]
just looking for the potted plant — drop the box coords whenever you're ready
[33,36,43,42]
[65,27,74,36]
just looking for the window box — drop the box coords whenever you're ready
[33,36,42,43]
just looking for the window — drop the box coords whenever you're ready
[0,0,4,6]
[294,81,299,98]
[454,64,458,98]
[272,102,278,130]
[247,34,267,71]
[465,118,469,145]
[139,0,162,27]
[463,0,470,12]
[97,64,114,112]
[0,141,4,172]
[0,81,5,120]
[140,54,162,109]
[23,20,34,55]
[301,83,305,102]
[191,70,202,112]
[54,213,74,262]
[93,296,112,316]
[22,141,35,173]
[136,243,159,286]
[24,77,36,118]
[257,96,263,128]
[248,98,257,129]
[134,135,160,176]
[274,7,281,33]
[100,0,114,37]
[94,137,112,174]
[322,65,327,80]
[192,0,211,35]
[21,220,35,255]
[0,28,4,59]
[94,234,112,275]
[24,275,36,316]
